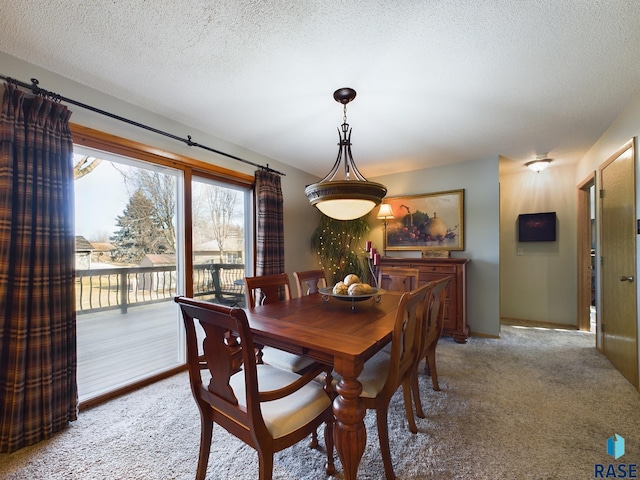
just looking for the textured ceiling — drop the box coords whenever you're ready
[2,1,640,177]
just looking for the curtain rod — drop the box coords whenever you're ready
[0,75,285,176]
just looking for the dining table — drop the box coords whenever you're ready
[243,289,402,480]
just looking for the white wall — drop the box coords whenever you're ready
[1,52,320,283]
[372,157,501,337]
[499,163,578,325]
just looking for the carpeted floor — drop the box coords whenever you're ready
[1,324,638,479]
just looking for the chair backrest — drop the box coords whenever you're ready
[382,283,432,395]
[377,266,420,292]
[244,273,292,308]
[419,276,452,356]
[293,270,327,297]
[174,296,269,444]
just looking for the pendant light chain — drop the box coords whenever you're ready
[343,103,351,179]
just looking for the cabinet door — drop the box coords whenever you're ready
[378,257,467,342]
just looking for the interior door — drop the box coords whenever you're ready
[599,139,638,387]
[577,174,596,333]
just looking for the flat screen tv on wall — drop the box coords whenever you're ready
[518,212,557,242]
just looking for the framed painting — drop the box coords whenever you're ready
[383,189,464,251]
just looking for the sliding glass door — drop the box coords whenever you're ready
[191,176,252,308]
[74,146,184,402]
[72,126,255,405]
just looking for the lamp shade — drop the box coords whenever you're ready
[306,179,387,221]
[526,159,552,172]
[315,199,377,221]
[377,203,394,219]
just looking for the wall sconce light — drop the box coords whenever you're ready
[526,154,552,172]
[377,203,395,255]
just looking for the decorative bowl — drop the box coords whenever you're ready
[318,286,385,303]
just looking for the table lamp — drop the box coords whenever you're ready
[377,203,395,256]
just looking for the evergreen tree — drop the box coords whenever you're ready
[110,189,170,263]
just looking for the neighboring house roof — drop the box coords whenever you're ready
[197,237,244,252]
[75,236,94,252]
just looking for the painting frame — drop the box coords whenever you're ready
[383,189,464,252]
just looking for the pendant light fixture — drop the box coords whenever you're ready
[305,88,387,220]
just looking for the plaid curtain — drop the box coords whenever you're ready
[0,83,77,453]
[255,169,284,276]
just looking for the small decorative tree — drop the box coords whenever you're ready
[310,213,370,285]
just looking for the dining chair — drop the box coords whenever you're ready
[174,296,335,480]
[244,273,318,374]
[293,269,327,298]
[336,284,431,480]
[245,273,327,447]
[411,276,452,424]
[376,266,421,357]
[245,273,292,307]
[377,266,420,293]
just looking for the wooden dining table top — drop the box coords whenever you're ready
[243,290,403,366]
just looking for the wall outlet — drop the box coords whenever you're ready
[517,248,524,256]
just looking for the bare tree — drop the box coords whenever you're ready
[124,169,176,252]
[204,186,238,261]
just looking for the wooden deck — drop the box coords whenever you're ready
[76,300,184,402]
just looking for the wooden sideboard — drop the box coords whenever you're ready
[379,257,469,343]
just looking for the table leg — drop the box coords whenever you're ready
[333,358,366,480]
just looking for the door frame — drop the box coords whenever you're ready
[577,173,596,334]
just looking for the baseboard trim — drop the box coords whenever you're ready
[469,331,500,339]
[78,364,187,411]
[500,317,579,331]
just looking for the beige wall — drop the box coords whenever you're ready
[575,93,640,182]
[499,163,578,325]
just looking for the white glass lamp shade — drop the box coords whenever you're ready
[315,198,377,220]
[526,160,551,172]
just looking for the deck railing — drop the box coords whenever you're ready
[75,263,245,314]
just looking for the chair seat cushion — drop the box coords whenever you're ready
[229,364,331,439]
[261,346,317,373]
[333,349,390,399]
